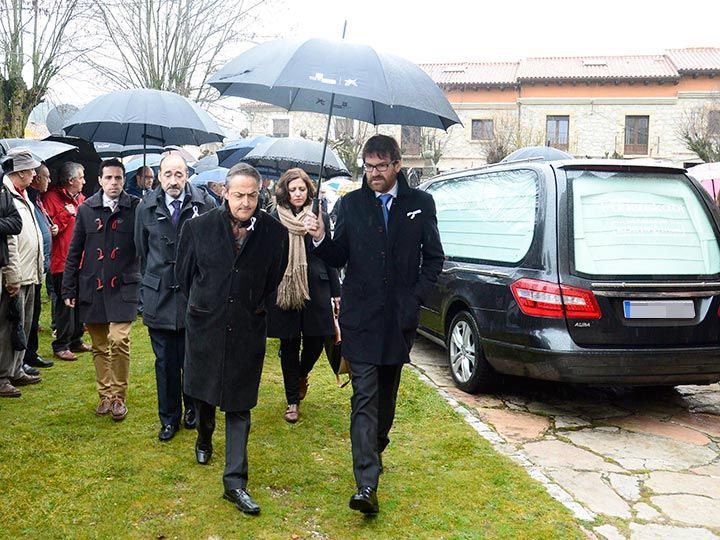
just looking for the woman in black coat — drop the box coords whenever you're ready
[267,168,340,423]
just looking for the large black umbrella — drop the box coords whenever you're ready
[208,37,461,207]
[63,88,224,174]
[43,135,103,195]
[240,137,350,179]
[216,136,273,168]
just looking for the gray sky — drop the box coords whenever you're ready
[272,0,719,63]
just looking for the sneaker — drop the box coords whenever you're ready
[0,381,21,397]
[110,397,127,421]
[96,397,112,416]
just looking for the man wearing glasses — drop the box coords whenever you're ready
[305,134,444,514]
[135,153,216,441]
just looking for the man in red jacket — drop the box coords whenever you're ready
[43,162,91,361]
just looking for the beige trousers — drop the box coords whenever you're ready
[86,322,132,400]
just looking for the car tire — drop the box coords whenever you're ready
[446,311,496,393]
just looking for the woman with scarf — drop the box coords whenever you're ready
[267,168,340,423]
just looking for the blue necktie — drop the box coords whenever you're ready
[379,193,392,230]
[171,199,182,227]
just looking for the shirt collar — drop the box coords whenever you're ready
[102,193,118,209]
[375,180,399,199]
[165,191,185,210]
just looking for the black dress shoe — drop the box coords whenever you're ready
[26,356,53,368]
[349,486,379,514]
[184,408,197,429]
[223,488,260,515]
[22,364,40,376]
[195,442,212,464]
[158,424,179,441]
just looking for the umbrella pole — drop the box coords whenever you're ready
[142,124,148,179]
[313,92,336,215]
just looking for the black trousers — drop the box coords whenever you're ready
[149,328,194,426]
[23,283,42,363]
[279,334,325,404]
[195,399,251,491]
[51,272,84,352]
[349,362,403,490]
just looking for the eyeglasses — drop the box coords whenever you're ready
[363,161,396,173]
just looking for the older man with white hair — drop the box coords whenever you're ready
[0,148,44,397]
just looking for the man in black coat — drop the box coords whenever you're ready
[135,153,216,441]
[62,159,141,421]
[176,163,288,515]
[305,135,444,514]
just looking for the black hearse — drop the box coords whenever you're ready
[417,159,720,392]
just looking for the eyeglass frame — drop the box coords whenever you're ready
[363,160,398,173]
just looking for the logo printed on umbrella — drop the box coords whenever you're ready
[343,79,358,87]
[309,73,337,85]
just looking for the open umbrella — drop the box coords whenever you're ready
[43,135,103,195]
[240,137,350,179]
[216,136,273,168]
[94,142,166,158]
[0,138,77,163]
[63,88,224,176]
[208,37,461,206]
[687,162,720,200]
[501,146,573,163]
[190,167,229,187]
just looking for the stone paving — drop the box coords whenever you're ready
[410,336,720,539]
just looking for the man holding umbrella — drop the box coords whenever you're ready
[305,135,444,514]
[135,153,216,441]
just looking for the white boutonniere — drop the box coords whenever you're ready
[407,209,422,219]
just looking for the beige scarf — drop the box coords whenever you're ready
[276,205,311,310]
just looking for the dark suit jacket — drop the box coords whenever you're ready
[176,205,288,411]
[313,172,444,365]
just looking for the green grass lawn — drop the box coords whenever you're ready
[0,304,582,539]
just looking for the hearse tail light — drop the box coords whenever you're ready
[511,279,602,319]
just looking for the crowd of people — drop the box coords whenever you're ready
[0,134,444,516]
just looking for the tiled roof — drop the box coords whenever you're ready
[666,48,720,72]
[419,62,519,86]
[421,48,720,86]
[516,55,678,81]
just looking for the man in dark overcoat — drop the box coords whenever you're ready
[176,163,288,515]
[62,159,141,421]
[135,153,216,441]
[305,135,444,514]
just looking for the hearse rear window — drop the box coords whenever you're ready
[426,169,538,263]
[569,170,720,275]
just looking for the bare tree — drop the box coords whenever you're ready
[331,118,370,180]
[85,0,277,104]
[0,0,89,137]
[481,113,543,164]
[677,103,720,162]
[420,128,449,167]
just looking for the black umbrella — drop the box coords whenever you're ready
[208,37,461,209]
[43,135,103,196]
[63,88,224,174]
[240,137,350,179]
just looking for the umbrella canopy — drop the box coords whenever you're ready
[94,142,166,158]
[216,136,273,168]
[43,135,103,196]
[63,89,224,147]
[501,146,573,163]
[190,167,229,187]
[687,162,720,199]
[240,137,350,179]
[0,138,78,163]
[208,38,460,130]
[193,154,219,174]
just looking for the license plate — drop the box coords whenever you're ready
[623,300,695,319]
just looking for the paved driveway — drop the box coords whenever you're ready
[410,336,720,540]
